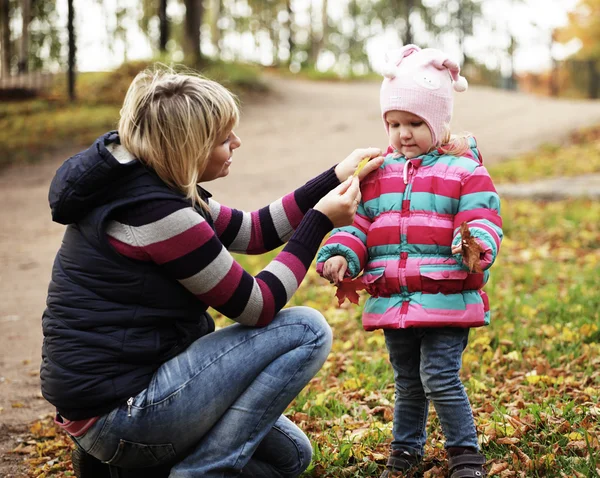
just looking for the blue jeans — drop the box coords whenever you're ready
[72,306,332,478]
[383,327,478,457]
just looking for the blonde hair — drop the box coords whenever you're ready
[118,65,239,209]
[437,124,472,157]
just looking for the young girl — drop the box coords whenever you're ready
[41,65,383,478]
[317,45,502,478]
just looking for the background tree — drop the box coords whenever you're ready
[557,0,600,98]
[18,0,30,73]
[67,0,75,101]
[159,0,169,53]
[183,0,203,66]
[1,0,13,76]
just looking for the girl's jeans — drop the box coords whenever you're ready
[383,327,479,457]
[71,306,332,478]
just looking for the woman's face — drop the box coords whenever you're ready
[385,110,433,159]
[200,130,242,182]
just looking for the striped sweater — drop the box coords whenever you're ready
[316,138,503,330]
[106,170,338,327]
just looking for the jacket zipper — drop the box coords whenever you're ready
[127,397,133,417]
[400,160,415,327]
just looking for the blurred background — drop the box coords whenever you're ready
[1,0,600,169]
[1,1,600,477]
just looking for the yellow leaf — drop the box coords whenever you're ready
[469,377,487,392]
[567,431,584,441]
[342,378,361,390]
[353,157,370,176]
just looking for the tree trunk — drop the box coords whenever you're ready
[1,0,11,77]
[404,0,413,45]
[549,29,558,97]
[67,0,76,101]
[286,0,294,66]
[209,0,220,57]
[183,0,203,67]
[310,0,327,65]
[18,0,29,73]
[159,0,169,53]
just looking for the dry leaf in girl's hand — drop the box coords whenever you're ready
[335,278,366,306]
[460,222,484,273]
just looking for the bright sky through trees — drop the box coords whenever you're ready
[56,0,580,74]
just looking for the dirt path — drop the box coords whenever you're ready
[1,75,599,475]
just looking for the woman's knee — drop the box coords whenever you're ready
[281,306,332,351]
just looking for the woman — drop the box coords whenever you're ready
[41,66,383,477]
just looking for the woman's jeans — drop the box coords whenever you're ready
[383,327,479,457]
[72,307,332,478]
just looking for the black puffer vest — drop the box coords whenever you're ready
[41,132,214,420]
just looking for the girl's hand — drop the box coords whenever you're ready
[335,148,384,182]
[323,256,348,285]
[451,244,462,255]
[314,176,361,228]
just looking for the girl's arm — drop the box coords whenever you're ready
[209,167,340,254]
[316,201,371,279]
[107,199,333,327]
[452,165,503,271]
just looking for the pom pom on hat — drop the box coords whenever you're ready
[382,63,398,79]
[453,75,468,92]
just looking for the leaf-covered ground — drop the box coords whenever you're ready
[10,131,600,477]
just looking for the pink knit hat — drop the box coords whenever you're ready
[380,44,468,146]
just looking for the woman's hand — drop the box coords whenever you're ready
[314,176,361,228]
[322,256,348,285]
[335,148,384,182]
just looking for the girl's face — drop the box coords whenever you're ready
[385,110,433,159]
[200,130,242,182]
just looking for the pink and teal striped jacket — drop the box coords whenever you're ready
[316,138,503,330]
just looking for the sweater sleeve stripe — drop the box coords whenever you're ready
[199,265,250,314]
[269,198,294,242]
[161,233,224,279]
[179,248,234,295]
[143,223,213,264]
[126,208,203,246]
[259,206,281,251]
[218,208,244,248]
[282,193,303,227]
[210,199,230,235]
[228,210,252,251]
[276,251,306,284]
[259,271,289,313]
[256,277,277,326]
[237,280,265,325]
[263,260,299,302]
[108,236,151,261]
[249,210,265,253]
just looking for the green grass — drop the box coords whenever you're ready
[488,125,600,184]
[216,197,599,477]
